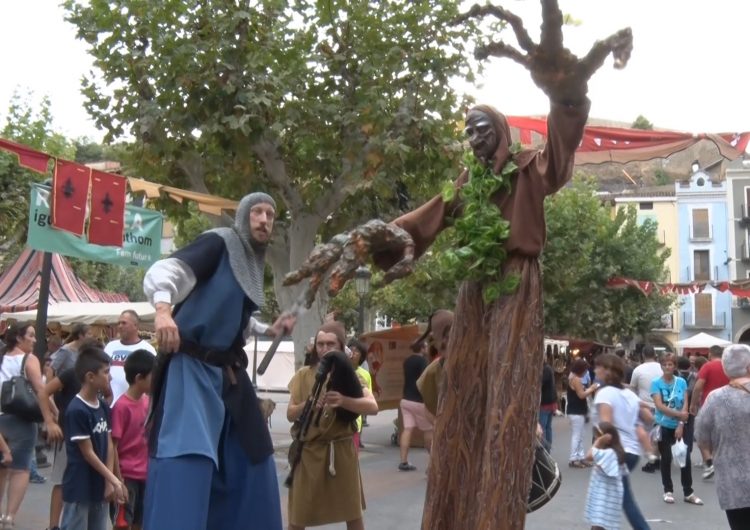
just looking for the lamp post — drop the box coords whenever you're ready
[354,266,372,335]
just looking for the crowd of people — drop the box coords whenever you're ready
[543,343,750,530]
[0,309,156,530]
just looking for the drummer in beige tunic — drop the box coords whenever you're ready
[287,322,378,530]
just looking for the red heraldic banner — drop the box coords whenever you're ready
[52,160,90,236]
[89,170,127,247]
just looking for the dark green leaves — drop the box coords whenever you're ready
[439,150,518,303]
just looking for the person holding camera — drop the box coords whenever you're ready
[286,322,378,530]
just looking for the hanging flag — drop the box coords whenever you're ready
[51,160,90,236]
[88,170,127,247]
[0,138,51,173]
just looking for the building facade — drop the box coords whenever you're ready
[614,187,679,350]
[675,170,732,343]
[726,158,750,343]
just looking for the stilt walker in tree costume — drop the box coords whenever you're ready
[281,2,632,528]
[142,192,294,530]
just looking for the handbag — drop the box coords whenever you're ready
[1,354,43,423]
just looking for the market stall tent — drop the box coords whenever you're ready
[0,248,128,313]
[675,332,731,350]
[1,301,155,327]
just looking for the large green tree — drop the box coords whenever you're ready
[0,93,75,268]
[64,0,477,350]
[542,176,674,342]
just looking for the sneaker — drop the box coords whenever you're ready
[398,462,417,471]
[641,461,658,473]
[702,465,715,480]
[29,473,46,484]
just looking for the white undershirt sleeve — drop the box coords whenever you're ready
[143,257,197,307]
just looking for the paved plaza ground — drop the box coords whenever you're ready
[13,392,729,529]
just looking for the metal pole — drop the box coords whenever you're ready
[34,252,53,360]
[252,334,258,387]
[358,296,366,336]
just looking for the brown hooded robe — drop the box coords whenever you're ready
[377,99,590,529]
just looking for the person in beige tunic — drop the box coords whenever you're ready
[287,322,378,530]
[415,310,454,416]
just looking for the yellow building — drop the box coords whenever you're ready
[611,185,679,350]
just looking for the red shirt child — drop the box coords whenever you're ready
[110,348,154,529]
[111,393,150,481]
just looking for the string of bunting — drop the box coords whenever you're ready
[0,138,239,246]
[607,276,750,298]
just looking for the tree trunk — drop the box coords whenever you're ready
[422,257,544,530]
[267,212,328,366]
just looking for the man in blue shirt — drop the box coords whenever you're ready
[143,193,294,530]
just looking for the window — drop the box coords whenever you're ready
[692,208,710,239]
[693,250,710,281]
[639,202,653,210]
[694,293,712,326]
[745,188,750,218]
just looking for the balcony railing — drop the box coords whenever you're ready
[739,204,750,228]
[683,311,726,329]
[684,265,719,282]
[741,243,750,262]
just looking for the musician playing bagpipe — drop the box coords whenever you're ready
[286,322,379,530]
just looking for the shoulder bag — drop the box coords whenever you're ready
[1,354,43,423]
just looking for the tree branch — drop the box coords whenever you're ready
[454,4,535,53]
[580,27,633,74]
[475,41,529,65]
[539,0,564,56]
[251,138,303,211]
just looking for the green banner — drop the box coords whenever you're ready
[27,183,163,269]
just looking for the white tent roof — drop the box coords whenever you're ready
[675,332,731,349]
[1,302,155,327]
[245,339,295,392]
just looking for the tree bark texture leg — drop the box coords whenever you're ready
[422,257,544,530]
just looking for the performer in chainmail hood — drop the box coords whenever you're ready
[142,192,294,530]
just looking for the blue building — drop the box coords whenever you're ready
[675,169,732,342]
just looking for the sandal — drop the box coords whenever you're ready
[663,492,675,504]
[568,460,586,468]
[684,494,704,505]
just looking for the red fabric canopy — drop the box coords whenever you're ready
[0,248,128,313]
[507,116,750,165]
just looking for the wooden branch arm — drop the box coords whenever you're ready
[454,4,535,53]
[580,27,633,74]
[539,0,564,56]
[475,42,529,66]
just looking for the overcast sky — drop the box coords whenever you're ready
[1,0,748,142]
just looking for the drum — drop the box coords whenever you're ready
[527,441,562,513]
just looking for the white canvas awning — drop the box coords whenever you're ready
[245,339,296,392]
[675,332,731,349]
[1,302,156,327]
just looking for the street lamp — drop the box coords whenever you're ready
[355,266,372,335]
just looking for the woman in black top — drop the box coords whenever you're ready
[399,352,430,471]
[567,359,598,468]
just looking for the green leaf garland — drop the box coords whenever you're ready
[441,148,521,303]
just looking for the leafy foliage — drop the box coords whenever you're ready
[64,0,479,352]
[0,93,75,267]
[542,176,674,342]
[440,149,519,303]
[631,115,654,130]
